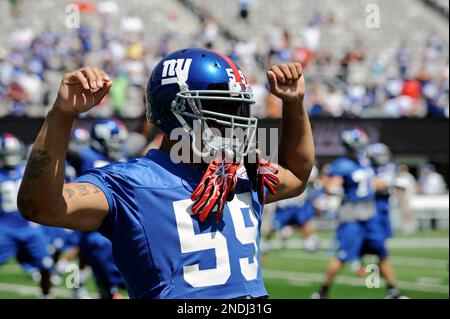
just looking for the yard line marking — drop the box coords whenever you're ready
[274,251,449,269]
[417,277,445,284]
[265,238,449,250]
[263,270,449,294]
[0,282,73,298]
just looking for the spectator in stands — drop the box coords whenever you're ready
[421,69,449,118]
[306,84,329,117]
[337,49,364,84]
[291,44,314,70]
[394,164,419,233]
[201,16,218,49]
[9,0,23,18]
[0,3,448,120]
[267,23,285,59]
[323,86,344,117]
[419,164,448,195]
[97,0,119,16]
[78,25,93,55]
[121,14,144,34]
[248,78,268,119]
[396,43,413,78]
[110,68,129,117]
[302,20,321,53]
[238,0,253,21]
[397,165,418,195]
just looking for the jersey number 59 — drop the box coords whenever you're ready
[173,193,258,288]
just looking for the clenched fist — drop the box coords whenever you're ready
[54,66,112,116]
[267,63,305,105]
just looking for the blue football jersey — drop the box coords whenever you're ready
[329,156,375,203]
[77,149,267,299]
[0,163,28,227]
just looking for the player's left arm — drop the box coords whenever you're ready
[265,63,315,204]
[373,177,391,192]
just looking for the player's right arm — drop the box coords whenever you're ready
[17,67,112,231]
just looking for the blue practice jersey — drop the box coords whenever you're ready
[0,163,29,227]
[329,156,376,222]
[329,156,376,203]
[77,149,267,299]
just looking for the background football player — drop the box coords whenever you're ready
[17,48,314,299]
[312,128,405,299]
[266,166,321,252]
[67,119,127,299]
[0,133,54,298]
[367,143,397,241]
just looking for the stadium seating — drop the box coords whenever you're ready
[188,0,449,81]
[0,0,448,118]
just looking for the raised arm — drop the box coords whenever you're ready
[265,63,315,203]
[18,67,112,231]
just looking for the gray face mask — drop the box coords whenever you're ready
[0,146,24,169]
[170,85,257,163]
[91,137,127,162]
[4,154,22,167]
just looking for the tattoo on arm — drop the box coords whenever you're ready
[91,185,101,193]
[24,150,51,180]
[64,185,102,198]
[63,188,75,198]
[76,185,90,197]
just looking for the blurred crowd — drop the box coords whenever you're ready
[0,0,448,119]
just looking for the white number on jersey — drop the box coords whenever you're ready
[351,169,373,197]
[0,180,21,213]
[173,192,259,288]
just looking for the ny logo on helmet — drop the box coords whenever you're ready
[161,58,193,85]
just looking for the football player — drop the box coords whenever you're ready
[367,143,396,241]
[67,119,128,299]
[352,143,399,279]
[18,48,314,299]
[312,129,405,299]
[68,118,128,173]
[0,133,54,298]
[267,166,320,252]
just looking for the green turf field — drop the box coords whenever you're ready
[0,230,448,299]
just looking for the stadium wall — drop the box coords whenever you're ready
[1,117,448,177]
[1,117,448,154]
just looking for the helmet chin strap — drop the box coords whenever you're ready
[172,111,237,161]
[202,124,237,160]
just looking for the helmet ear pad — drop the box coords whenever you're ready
[147,93,178,128]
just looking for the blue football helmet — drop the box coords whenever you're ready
[71,125,91,148]
[146,48,257,161]
[0,133,25,168]
[340,128,370,153]
[90,119,128,161]
[367,143,392,166]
